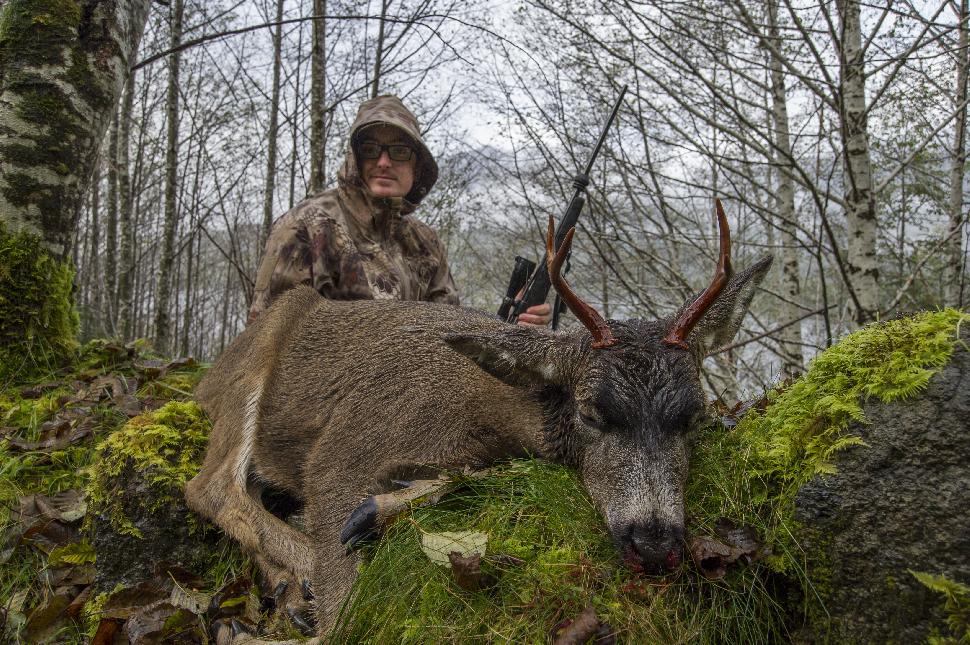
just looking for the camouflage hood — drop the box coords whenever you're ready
[336,95,439,212]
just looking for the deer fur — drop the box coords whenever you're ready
[186,224,771,636]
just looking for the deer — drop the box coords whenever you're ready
[185,199,772,639]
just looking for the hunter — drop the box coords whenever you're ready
[249,94,551,326]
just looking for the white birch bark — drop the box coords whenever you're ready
[837,0,878,323]
[767,0,803,373]
[947,0,969,308]
[154,0,184,351]
[0,0,153,258]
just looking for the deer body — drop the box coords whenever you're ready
[186,209,771,635]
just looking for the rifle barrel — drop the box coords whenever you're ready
[583,85,627,178]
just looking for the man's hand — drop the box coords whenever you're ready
[517,303,552,327]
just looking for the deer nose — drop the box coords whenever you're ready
[622,520,684,574]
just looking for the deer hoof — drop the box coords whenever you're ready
[340,497,379,550]
[287,606,316,636]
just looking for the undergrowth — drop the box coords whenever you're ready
[338,309,968,643]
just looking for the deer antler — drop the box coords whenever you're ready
[546,216,617,349]
[662,198,733,349]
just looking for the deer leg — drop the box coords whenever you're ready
[340,477,458,549]
[185,419,313,583]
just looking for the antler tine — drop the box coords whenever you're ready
[545,215,617,349]
[662,198,734,349]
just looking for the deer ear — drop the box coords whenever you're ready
[443,328,574,387]
[677,255,773,354]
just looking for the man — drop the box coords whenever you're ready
[249,94,551,326]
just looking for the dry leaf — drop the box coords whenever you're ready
[420,531,487,567]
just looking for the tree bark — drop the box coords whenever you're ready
[117,73,136,339]
[154,0,185,352]
[371,0,389,99]
[105,112,120,333]
[837,0,878,324]
[262,0,285,248]
[947,0,969,308]
[0,0,152,258]
[309,0,326,194]
[767,0,803,374]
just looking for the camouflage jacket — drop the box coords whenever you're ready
[249,96,459,323]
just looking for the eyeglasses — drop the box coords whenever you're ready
[358,141,415,162]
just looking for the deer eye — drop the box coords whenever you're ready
[578,409,604,430]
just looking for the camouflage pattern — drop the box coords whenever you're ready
[249,95,457,323]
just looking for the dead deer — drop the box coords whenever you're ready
[186,200,772,637]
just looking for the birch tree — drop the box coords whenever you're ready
[154,0,185,351]
[0,0,152,377]
[946,0,969,308]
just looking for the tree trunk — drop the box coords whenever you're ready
[371,0,389,99]
[946,0,969,308]
[262,0,285,248]
[837,0,878,324]
[767,0,803,374]
[0,0,152,377]
[118,73,136,340]
[309,0,326,194]
[154,0,185,353]
[89,172,102,336]
[105,112,120,334]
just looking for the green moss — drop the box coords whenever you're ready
[0,0,81,71]
[0,224,78,384]
[339,310,968,642]
[86,401,211,537]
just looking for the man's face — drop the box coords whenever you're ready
[358,125,417,199]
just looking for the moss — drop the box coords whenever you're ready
[0,0,81,71]
[339,310,968,642]
[687,309,968,630]
[0,224,79,384]
[86,401,211,537]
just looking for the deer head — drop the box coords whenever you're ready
[445,200,771,573]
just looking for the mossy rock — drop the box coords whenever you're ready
[337,310,970,643]
[0,223,78,383]
[86,401,221,591]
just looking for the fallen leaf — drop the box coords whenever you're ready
[23,592,72,643]
[19,381,66,399]
[447,552,496,592]
[115,394,144,418]
[91,618,123,645]
[66,585,93,618]
[169,584,210,616]
[420,531,487,567]
[689,536,743,580]
[4,419,94,453]
[124,600,201,644]
[553,605,604,645]
[714,519,764,563]
[101,581,170,620]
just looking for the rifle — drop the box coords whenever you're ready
[497,86,627,328]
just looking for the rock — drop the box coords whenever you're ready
[87,401,220,592]
[795,326,970,642]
